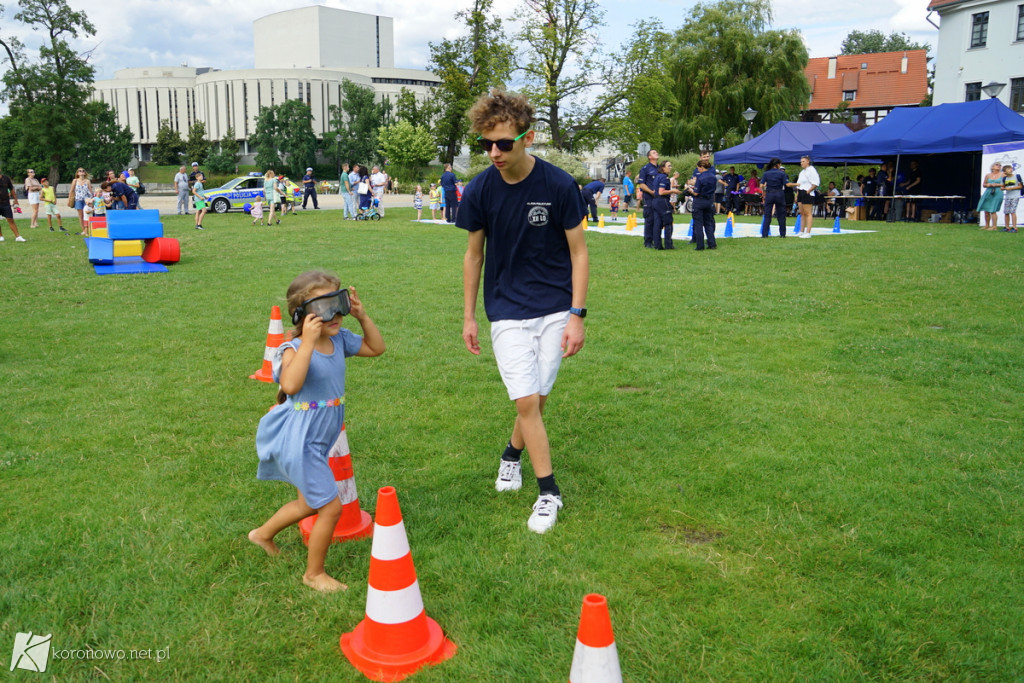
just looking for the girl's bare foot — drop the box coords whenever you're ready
[248,529,280,556]
[303,573,348,592]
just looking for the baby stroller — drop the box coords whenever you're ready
[357,197,382,221]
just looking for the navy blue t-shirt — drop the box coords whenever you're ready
[582,180,605,197]
[457,157,587,323]
[637,163,658,198]
[761,168,788,193]
[111,181,137,200]
[693,169,718,199]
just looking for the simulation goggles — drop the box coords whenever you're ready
[477,129,530,153]
[292,289,351,324]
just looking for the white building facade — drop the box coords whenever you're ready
[91,7,438,162]
[928,0,1024,110]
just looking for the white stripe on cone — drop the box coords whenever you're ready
[370,520,410,561]
[569,640,622,682]
[365,581,425,625]
[268,318,283,334]
[336,477,358,505]
[329,427,350,458]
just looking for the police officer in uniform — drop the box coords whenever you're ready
[636,149,659,248]
[760,157,788,237]
[652,160,680,249]
[580,178,605,223]
[690,159,718,250]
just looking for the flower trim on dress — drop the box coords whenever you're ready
[293,396,345,411]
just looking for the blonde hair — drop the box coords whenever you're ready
[467,88,534,137]
[264,169,275,179]
[277,270,342,403]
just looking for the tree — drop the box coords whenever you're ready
[0,0,97,185]
[185,121,211,165]
[428,0,513,163]
[67,101,133,177]
[252,101,316,176]
[377,120,436,178]
[840,30,930,55]
[151,120,186,165]
[514,0,604,151]
[394,88,434,130]
[205,124,239,175]
[329,79,386,167]
[663,0,810,154]
[252,106,281,171]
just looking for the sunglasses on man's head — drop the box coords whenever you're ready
[477,129,530,153]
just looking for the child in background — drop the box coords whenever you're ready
[192,172,208,230]
[249,270,386,592]
[251,194,265,226]
[429,182,441,221]
[413,184,424,221]
[39,177,66,232]
[1002,165,1021,233]
[608,188,620,221]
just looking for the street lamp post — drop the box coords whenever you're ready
[335,134,342,185]
[742,108,758,142]
[566,126,576,154]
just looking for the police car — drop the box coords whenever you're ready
[204,173,303,214]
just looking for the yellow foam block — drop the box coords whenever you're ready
[113,240,144,257]
[92,227,108,238]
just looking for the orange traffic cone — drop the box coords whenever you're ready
[250,305,285,382]
[340,486,456,681]
[569,594,622,683]
[298,424,373,544]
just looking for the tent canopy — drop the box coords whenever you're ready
[714,121,869,165]
[812,98,1024,159]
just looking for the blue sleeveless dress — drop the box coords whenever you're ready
[256,329,363,508]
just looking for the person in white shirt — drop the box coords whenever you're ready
[369,166,388,217]
[787,155,820,238]
[174,166,190,215]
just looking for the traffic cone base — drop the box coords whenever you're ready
[341,615,456,682]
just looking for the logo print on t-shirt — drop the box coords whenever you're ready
[527,206,549,227]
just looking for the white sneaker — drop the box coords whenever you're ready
[0,235,5,242]
[495,459,522,492]
[527,494,563,534]
[799,232,810,238]
[15,236,26,242]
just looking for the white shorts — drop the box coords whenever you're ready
[491,311,570,401]
[28,191,41,205]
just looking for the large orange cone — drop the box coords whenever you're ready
[250,305,285,382]
[569,594,622,683]
[340,486,456,681]
[298,424,373,544]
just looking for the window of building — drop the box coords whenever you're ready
[1017,5,1024,41]
[843,90,856,101]
[970,11,989,48]
[1010,78,1024,112]
[861,63,867,70]
[965,82,982,101]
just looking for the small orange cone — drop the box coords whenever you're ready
[298,424,373,544]
[340,486,456,681]
[569,594,622,683]
[250,306,285,382]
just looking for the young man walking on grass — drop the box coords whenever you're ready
[457,89,589,534]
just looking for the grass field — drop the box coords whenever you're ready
[1,210,1022,681]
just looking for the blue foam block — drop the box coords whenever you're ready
[86,237,114,264]
[106,209,164,239]
[93,257,168,275]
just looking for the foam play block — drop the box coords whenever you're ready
[93,257,168,275]
[106,210,163,240]
[86,237,114,264]
[142,237,180,264]
[113,239,144,257]
[91,226,109,238]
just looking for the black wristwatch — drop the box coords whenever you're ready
[569,307,587,318]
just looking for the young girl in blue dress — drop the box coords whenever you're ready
[249,270,386,592]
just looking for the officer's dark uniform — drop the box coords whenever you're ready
[637,161,658,248]
[760,167,789,237]
[691,169,718,250]
[651,171,674,249]
[581,180,605,223]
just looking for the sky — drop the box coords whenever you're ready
[1,0,939,99]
